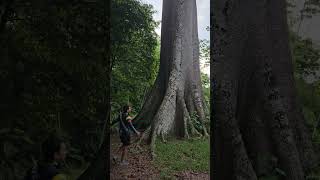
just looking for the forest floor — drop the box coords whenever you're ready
[110,133,210,180]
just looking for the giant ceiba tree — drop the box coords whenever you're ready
[212,0,318,179]
[135,0,208,155]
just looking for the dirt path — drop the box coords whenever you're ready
[110,134,160,179]
[110,133,209,180]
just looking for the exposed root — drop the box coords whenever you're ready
[139,95,208,160]
[182,97,190,139]
[196,117,209,137]
[137,126,151,145]
[161,132,167,143]
[150,129,157,160]
[195,108,209,137]
[203,129,210,138]
[184,119,190,139]
[192,85,209,137]
[188,114,202,137]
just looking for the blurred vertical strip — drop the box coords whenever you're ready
[76,0,110,178]
[209,0,214,179]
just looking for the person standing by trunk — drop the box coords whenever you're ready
[113,104,140,165]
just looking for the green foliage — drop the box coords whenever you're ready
[291,31,320,141]
[190,112,201,131]
[295,78,320,126]
[199,39,210,67]
[0,1,108,178]
[182,73,210,133]
[295,75,320,172]
[199,38,210,123]
[290,32,320,77]
[291,31,320,178]
[296,78,320,111]
[154,138,209,178]
[110,0,159,118]
[201,72,210,110]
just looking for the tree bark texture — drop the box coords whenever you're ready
[134,0,208,151]
[211,0,317,179]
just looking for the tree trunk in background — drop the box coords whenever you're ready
[212,0,317,179]
[134,0,208,154]
[267,0,318,173]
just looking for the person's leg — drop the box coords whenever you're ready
[125,135,131,161]
[120,146,130,165]
[120,133,130,165]
[113,144,123,160]
[117,131,126,157]
[124,146,128,161]
[120,145,127,162]
[117,144,124,154]
[113,145,121,163]
[114,130,125,162]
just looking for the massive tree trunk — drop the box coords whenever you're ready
[134,0,208,155]
[211,0,317,179]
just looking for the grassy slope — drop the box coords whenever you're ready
[154,138,210,179]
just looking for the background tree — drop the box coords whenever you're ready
[286,0,320,34]
[211,0,317,179]
[290,34,320,78]
[200,39,210,69]
[287,0,320,166]
[110,0,159,120]
[199,39,210,118]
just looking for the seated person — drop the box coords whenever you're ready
[25,134,68,180]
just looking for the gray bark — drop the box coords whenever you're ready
[135,0,208,153]
[212,0,317,179]
[267,0,318,173]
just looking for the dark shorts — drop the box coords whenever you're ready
[120,130,130,146]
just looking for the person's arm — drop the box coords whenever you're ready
[126,116,140,135]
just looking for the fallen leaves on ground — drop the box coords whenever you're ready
[110,134,209,180]
[110,134,160,180]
